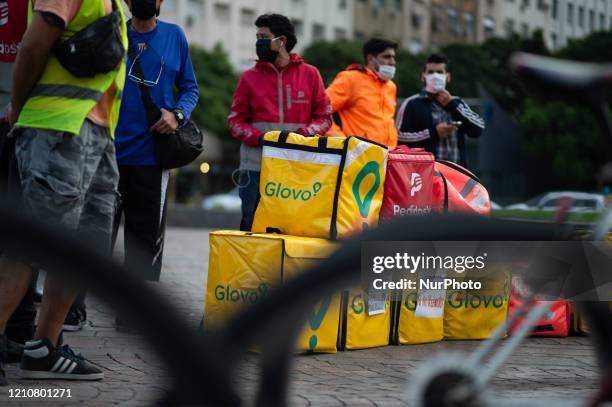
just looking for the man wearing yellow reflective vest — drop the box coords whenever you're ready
[0,0,127,383]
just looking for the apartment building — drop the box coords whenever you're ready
[353,0,431,53]
[429,0,480,48]
[478,0,612,50]
[158,0,354,71]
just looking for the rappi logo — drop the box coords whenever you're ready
[410,172,422,197]
[0,2,8,26]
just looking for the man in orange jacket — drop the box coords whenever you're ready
[325,38,398,147]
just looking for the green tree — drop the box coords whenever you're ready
[517,31,612,189]
[189,44,238,137]
[301,40,362,85]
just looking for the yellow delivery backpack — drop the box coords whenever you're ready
[443,266,510,340]
[252,131,387,240]
[203,231,341,353]
[394,283,445,345]
[340,288,391,350]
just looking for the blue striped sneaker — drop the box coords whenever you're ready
[20,339,103,380]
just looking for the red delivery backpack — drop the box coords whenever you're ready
[508,274,570,337]
[433,160,491,216]
[380,146,435,220]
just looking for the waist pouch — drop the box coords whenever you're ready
[380,146,435,220]
[53,1,124,78]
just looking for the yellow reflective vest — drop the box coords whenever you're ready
[17,0,127,138]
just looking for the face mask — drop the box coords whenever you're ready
[377,64,396,81]
[256,37,281,63]
[425,73,448,93]
[131,0,158,20]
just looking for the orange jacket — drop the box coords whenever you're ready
[325,64,398,147]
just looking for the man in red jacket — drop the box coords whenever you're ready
[228,13,332,231]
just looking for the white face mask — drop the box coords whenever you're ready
[376,64,396,81]
[425,73,447,93]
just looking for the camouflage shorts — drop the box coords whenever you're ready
[13,119,119,254]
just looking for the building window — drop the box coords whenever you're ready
[551,33,557,49]
[214,3,230,22]
[408,39,422,54]
[551,0,558,19]
[578,6,584,28]
[464,12,474,38]
[521,23,529,36]
[334,28,347,39]
[504,18,515,36]
[339,0,347,9]
[432,6,443,33]
[589,10,595,31]
[185,15,194,28]
[394,0,402,12]
[293,19,303,36]
[537,0,548,10]
[312,23,325,41]
[600,13,605,30]
[241,8,255,26]
[412,12,423,29]
[447,8,460,35]
[567,3,574,25]
[483,16,496,39]
[354,31,365,41]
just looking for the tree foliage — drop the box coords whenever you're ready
[189,44,238,137]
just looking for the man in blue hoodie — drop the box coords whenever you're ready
[114,0,199,288]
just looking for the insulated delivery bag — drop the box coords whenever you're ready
[433,160,491,215]
[380,146,435,220]
[251,131,388,240]
[203,231,342,353]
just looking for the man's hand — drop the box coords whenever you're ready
[435,90,452,107]
[436,123,455,139]
[151,108,179,135]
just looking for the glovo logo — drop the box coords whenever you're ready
[264,181,322,202]
[351,294,364,315]
[447,290,506,309]
[403,291,418,312]
[307,295,331,350]
[214,283,269,304]
[352,161,381,218]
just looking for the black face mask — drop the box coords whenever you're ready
[131,0,158,20]
[256,39,279,63]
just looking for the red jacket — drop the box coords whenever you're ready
[228,54,332,171]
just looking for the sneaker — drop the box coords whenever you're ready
[20,338,103,381]
[62,306,86,332]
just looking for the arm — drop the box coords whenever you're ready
[227,76,264,147]
[395,97,439,147]
[325,71,351,113]
[173,31,199,118]
[445,98,484,138]
[152,30,200,134]
[297,70,332,136]
[8,12,63,125]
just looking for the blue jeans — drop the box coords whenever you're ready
[238,170,260,231]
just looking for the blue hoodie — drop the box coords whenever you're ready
[115,20,199,166]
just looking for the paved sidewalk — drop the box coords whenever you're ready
[0,228,601,406]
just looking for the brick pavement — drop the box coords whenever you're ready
[0,228,602,406]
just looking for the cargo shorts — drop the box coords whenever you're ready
[13,119,119,254]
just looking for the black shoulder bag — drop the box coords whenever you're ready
[54,0,125,78]
[128,45,204,169]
